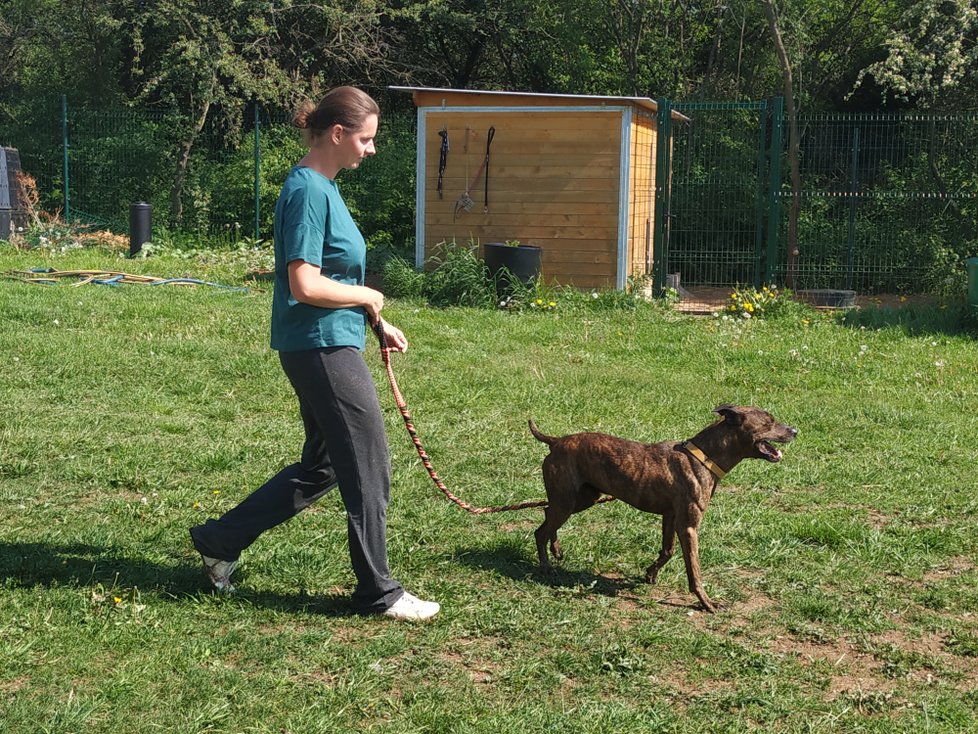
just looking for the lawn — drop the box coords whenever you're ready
[1,247,977,733]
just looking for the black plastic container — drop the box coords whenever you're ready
[129,202,152,257]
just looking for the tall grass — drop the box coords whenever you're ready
[2,246,977,733]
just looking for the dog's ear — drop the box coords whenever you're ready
[714,404,744,426]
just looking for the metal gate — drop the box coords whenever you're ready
[653,98,782,294]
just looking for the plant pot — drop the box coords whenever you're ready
[483,242,542,295]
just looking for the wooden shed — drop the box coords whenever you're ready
[391,86,688,290]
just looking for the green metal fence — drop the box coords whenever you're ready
[776,113,978,293]
[3,96,976,294]
[0,97,413,249]
[0,96,290,240]
[658,101,978,294]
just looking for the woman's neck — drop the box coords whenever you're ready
[298,146,339,180]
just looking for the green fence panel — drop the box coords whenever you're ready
[774,113,978,293]
[665,100,771,289]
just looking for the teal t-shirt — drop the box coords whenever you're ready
[270,166,368,352]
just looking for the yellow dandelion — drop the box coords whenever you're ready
[113,596,122,605]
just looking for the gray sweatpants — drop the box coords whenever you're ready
[190,346,404,613]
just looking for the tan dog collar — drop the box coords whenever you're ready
[684,441,727,479]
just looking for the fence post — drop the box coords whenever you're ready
[653,98,673,295]
[253,102,261,240]
[62,95,70,222]
[764,96,784,285]
[846,126,860,290]
[753,99,769,287]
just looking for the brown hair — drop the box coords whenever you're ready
[293,86,380,146]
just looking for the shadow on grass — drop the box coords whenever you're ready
[452,541,642,598]
[0,541,356,617]
[836,300,977,336]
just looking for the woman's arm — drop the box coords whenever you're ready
[287,260,408,352]
[288,260,384,320]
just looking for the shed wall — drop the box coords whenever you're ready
[421,109,623,289]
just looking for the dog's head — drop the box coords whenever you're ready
[713,404,797,463]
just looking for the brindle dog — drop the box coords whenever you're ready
[529,405,797,612]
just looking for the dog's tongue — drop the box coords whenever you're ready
[758,440,783,461]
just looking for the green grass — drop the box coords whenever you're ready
[2,247,978,733]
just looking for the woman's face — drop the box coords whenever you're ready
[336,113,378,170]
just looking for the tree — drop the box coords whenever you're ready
[853,0,978,111]
[125,0,403,224]
[760,0,802,287]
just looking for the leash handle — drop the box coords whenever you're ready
[483,126,495,213]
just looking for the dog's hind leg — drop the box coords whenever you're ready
[644,511,676,584]
[535,504,572,570]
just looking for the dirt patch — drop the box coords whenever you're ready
[671,286,937,316]
[438,636,508,686]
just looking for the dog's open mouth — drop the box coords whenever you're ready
[756,440,784,462]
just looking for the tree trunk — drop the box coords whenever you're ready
[761,0,802,289]
[170,97,211,226]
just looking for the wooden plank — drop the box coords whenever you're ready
[425,111,622,131]
[423,200,616,216]
[435,189,619,204]
[426,225,618,241]
[444,140,621,157]
[425,171,618,194]
[425,148,607,168]
[426,212,618,228]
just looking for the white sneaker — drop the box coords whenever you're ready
[383,591,440,621]
[198,553,238,594]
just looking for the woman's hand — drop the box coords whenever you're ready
[378,318,408,352]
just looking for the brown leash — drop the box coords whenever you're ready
[371,321,619,514]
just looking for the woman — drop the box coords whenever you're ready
[189,86,439,621]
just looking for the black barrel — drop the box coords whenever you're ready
[129,202,152,257]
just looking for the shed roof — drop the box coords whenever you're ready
[390,86,689,121]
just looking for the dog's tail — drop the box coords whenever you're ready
[528,419,557,446]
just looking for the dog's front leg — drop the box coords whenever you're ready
[644,511,676,584]
[677,524,717,613]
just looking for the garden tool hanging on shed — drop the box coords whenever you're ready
[437,128,449,199]
[453,126,495,220]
